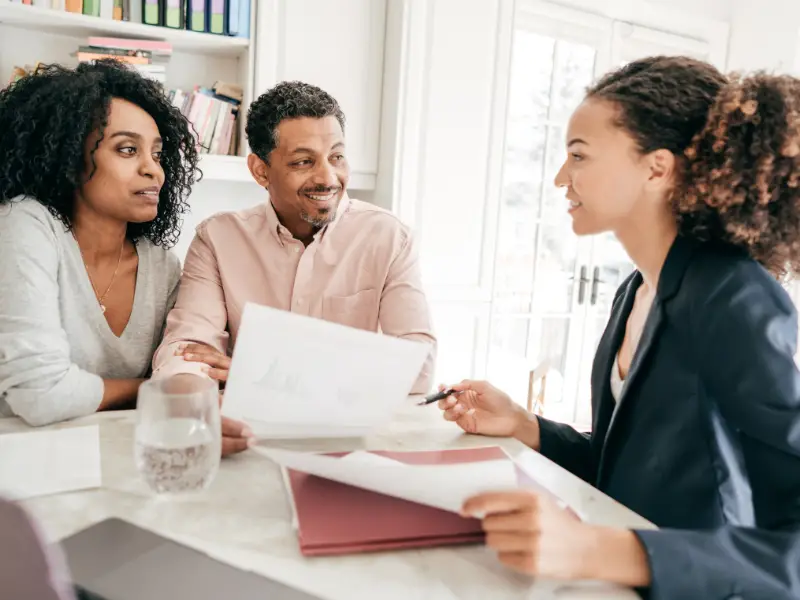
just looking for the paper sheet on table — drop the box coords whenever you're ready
[222,303,431,438]
[0,425,101,500]
[255,447,519,514]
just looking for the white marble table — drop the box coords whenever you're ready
[0,399,653,600]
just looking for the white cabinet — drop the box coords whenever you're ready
[253,0,386,190]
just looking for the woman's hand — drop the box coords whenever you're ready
[463,490,651,586]
[438,380,536,441]
[178,343,231,382]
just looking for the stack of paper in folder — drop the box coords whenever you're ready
[167,81,243,155]
[258,446,519,556]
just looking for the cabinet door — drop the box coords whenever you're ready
[254,0,386,189]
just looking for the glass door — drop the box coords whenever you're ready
[486,8,609,422]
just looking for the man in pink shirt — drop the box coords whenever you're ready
[152,82,436,455]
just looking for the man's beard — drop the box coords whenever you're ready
[300,208,334,228]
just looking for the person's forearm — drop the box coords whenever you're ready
[582,526,651,587]
[98,378,145,411]
[512,408,541,451]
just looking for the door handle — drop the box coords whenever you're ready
[590,266,604,305]
[577,265,589,305]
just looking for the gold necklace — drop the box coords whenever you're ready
[73,233,125,314]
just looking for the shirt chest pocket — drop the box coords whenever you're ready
[321,289,380,332]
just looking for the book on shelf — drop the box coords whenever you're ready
[76,37,169,84]
[169,83,241,156]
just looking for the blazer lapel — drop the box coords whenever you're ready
[591,274,639,450]
[595,235,698,486]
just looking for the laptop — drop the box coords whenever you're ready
[60,518,322,600]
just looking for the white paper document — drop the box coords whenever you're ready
[222,303,431,438]
[255,447,519,514]
[0,425,101,500]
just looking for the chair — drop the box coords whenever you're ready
[527,360,550,416]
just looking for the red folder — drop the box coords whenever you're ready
[284,446,512,557]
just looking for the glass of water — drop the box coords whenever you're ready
[134,375,221,495]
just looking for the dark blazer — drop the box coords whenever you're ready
[537,235,800,600]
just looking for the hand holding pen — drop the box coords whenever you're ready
[421,381,534,440]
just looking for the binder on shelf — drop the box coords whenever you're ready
[126,0,143,23]
[226,0,240,36]
[65,0,83,12]
[208,0,227,35]
[142,0,160,25]
[162,0,184,29]
[187,0,206,32]
[113,0,123,19]
[236,0,249,39]
[82,0,99,15]
[99,0,113,19]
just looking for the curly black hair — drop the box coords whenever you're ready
[245,80,345,163]
[588,56,800,278]
[0,60,198,248]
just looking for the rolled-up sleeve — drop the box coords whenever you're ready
[0,205,102,426]
[379,231,437,394]
[151,222,230,380]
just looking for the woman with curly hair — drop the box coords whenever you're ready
[438,57,800,598]
[0,60,198,426]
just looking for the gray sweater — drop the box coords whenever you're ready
[0,198,181,425]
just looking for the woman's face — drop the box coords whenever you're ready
[77,97,165,224]
[554,98,673,236]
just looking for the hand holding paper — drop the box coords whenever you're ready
[221,303,430,438]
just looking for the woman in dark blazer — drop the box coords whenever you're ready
[439,56,800,599]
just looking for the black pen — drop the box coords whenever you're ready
[417,388,460,406]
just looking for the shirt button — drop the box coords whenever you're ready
[294,247,301,254]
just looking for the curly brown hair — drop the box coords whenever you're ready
[588,56,800,278]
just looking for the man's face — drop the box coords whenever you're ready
[260,116,349,229]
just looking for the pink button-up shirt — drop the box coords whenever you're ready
[152,196,436,393]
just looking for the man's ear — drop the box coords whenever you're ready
[247,153,270,188]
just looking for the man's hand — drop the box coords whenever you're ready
[221,415,253,457]
[177,343,231,382]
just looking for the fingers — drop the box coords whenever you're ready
[222,436,250,457]
[450,379,479,393]
[497,551,536,574]
[462,490,540,518]
[439,389,476,420]
[182,351,231,368]
[221,417,254,457]
[221,416,252,438]
[485,532,538,553]
[202,367,228,382]
[483,511,534,533]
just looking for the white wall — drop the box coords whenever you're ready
[726,0,800,72]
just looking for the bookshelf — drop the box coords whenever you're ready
[0,1,249,57]
[0,0,256,185]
